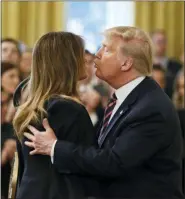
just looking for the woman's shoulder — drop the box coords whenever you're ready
[46,96,86,116]
[45,96,94,139]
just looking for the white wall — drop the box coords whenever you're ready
[105,1,135,29]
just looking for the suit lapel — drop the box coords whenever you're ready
[98,104,131,147]
[98,77,156,147]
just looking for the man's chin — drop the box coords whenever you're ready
[95,70,103,80]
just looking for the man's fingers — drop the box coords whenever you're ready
[24,132,35,141]
[42,118,51,130]
[27,125,39,135]
[30,149,37,155]
[24,141,35,148]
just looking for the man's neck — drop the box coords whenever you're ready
[112,74,143,90]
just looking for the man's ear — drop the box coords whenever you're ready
[121,57,133,71]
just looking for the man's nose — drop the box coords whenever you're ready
[95,48,102,59]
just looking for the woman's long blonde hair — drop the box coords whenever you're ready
[13,32,85,139]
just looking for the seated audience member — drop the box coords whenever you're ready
[1,38,22,66]
[173,69,184,110]
[19,48,32,80]
[2,62,20,123]
[1,103,16,199]
[151,30,182,98]
[152,64,166,89]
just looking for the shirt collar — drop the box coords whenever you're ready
[115,76,146,104]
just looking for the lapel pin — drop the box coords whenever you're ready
[120,110,123,115]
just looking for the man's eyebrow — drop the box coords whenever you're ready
[102,42,112,49]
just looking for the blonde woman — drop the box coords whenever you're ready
[13,32,98,199]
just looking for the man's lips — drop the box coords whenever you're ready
[93,62,98,68]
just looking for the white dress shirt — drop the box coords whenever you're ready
[51,76,146,163]
[109,76,145,122]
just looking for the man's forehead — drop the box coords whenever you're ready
[102,36,124,49]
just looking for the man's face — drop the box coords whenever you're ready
[94,36,125,83]
[152,70,166,89]
[152,33,167,57]
[2,41,21,65]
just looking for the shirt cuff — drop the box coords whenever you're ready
[50,140,57,164]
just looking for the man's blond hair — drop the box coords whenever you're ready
[104,26,153,76]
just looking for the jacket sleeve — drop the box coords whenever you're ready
[53,114,170,177]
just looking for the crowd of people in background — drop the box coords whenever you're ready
[1,29,184,199]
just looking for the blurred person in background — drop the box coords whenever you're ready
[151,30,182,98]
[173,69,185,195]
[80,87,104,132]
[1,62,20,199]
[1,38,22,66]
[173,69,184,110]
[82,49,96,85]
[19,48,32,80]
[1,103,16,199]
[2,62,20,123]
[152,64,166,89]
[1,62,20,109]
[79,49,106,131]
[180,50,184,66]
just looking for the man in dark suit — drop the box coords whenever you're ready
[151,30,182,99]
[24,26,184,198]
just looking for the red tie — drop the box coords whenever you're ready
[100,93,117,135]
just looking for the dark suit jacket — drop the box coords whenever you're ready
[16,97,99,199]
[165,59,182,99]
[178,109,185,195]
[53,77,184,199]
